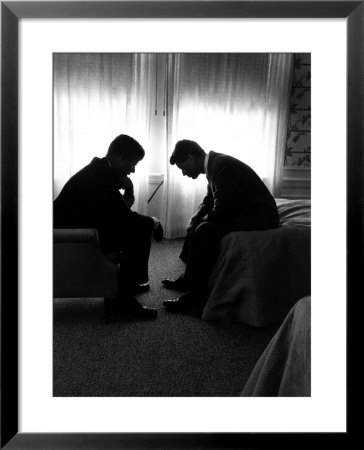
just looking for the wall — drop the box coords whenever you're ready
[281,53,311,199]
[144,54,167,221]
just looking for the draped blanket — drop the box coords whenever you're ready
[277,198,311,229]
[202,199,311,326]
[241,296,311,396]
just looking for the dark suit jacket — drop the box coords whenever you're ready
[193,151,279,230]
[54,157,153,251]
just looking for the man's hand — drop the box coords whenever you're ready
[119,176,134,191]
[187,216,203,235]
[120,176,135,207]
[151,217,164,242]
[186,224,197,235]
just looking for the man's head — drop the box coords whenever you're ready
[107,134,145,177]
[170,140,206,179]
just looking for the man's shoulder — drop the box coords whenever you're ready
[210,151,247,172]
[84,156,107,172]
[62,157,109,190]
[209,151,226,168]
[74,157,108,178]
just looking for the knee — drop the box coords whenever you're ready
[132,222,152,237]
[193,221,216,241]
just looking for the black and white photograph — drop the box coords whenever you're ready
[52,52,311,398]
[2,1,355,446]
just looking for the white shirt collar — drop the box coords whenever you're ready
[204,152,210,177]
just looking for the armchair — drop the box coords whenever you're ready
[53,228,119,324]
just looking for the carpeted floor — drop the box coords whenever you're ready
[53,238,280,396]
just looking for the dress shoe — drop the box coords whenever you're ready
[113,296,157,319]
[161,274,187,291]
[163,292,204,313]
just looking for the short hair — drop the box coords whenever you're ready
[107,134,145,160]
[170,140,205,165]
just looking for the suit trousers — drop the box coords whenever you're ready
[122,224,152,286]
[179,215,279,301]
[104,224,152,295]
[180,221,233,298]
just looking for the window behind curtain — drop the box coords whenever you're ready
[53,53,155,214]
[53,53,293,237]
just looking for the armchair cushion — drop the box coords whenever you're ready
[53,228,119,299]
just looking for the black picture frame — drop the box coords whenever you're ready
[1,1,359,448]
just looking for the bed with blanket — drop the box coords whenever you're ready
[241,296,311,396]
[202,199,311,327]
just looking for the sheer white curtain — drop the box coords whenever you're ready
[53,53,156,214]
[163,53,292,238]
[54,53,292,238]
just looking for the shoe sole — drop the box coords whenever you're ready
[131,285,151,295]
[162,283,187,292]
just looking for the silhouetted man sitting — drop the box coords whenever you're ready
[54,134,163,318]
[162,139,279,314]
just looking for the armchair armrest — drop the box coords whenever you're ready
[54,228,99,243]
